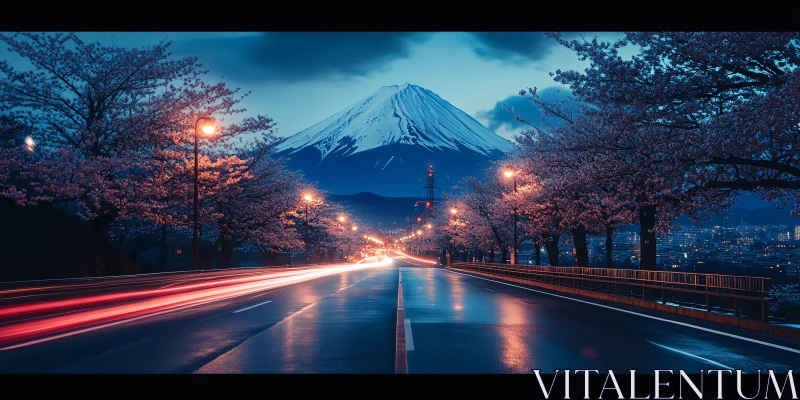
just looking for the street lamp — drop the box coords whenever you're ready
[351,225,358,231]
[24,136,35,152]
[193,116,216,270]
[303,194,313,263]
[338,215,346,223]
[504,165,518,264]
[450,208,458,215]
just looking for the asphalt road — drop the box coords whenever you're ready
[1,257,798,373]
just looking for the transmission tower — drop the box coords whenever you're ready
[409,165,439,226]
[418,165,438,223]
[424,165,436,211]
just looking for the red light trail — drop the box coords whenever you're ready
[391,250,438,265]
[0,259,392,350]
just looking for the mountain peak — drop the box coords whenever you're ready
[276,83,513,160]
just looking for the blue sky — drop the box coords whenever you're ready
[0,31,780,209]
[0,31,626,141]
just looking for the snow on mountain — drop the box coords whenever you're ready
[275,83,513,160]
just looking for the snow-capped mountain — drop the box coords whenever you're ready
[275,83,513,197]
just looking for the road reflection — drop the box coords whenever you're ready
[495,295,531,372]
[449,273,464,322]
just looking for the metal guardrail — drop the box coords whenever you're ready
[449,262,770,322]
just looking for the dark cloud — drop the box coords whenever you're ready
[174,32,433,83]
[467,32,558,62]
[476,87,571,132]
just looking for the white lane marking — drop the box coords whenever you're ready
[648,341,735,370]
[232,300,272,314]
[404,318,415,351]
[446,269,800,355]
[484,288,496,292]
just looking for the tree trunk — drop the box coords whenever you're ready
[118,226,128,250]
[220,241,235,269]
[534,244,541,266]
[572,225,590,267]
[605,224,614,268]
[89,213,114,242]
[500,248,508,264]
[638,205,657,270]
[489,249,495,263]
[544,233,560,266]
[159,224,167,271]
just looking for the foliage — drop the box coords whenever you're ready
[0,32,357,273]
[769,283,800,320]
[546,32,800,214]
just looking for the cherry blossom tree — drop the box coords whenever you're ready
[0,32,273,241]
[509,91,636,267]
[512,34,742,269]
[201,142,304,268]
[424,197,478,263]
[451,167,518,263]
[295,190,362,263]
[547,32,800,214]
[0,115,37,205]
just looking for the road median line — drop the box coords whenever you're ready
[395,271,407,374]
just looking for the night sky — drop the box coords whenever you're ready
[0,31,626,141]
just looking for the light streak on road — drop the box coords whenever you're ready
[0,259,392,350]
[0,268,355,319]
[391,250,438,265]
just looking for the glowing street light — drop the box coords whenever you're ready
[24,136,35,152]
[426,223,432,229]
[503,165,518,264]
[338,215,346,222]
[193,116,216,270]
[416,230,422,235]
[351,225,358,231]
[450,208,458,214]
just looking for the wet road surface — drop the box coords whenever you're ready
[401,264,800,373]
[0,258,798,373]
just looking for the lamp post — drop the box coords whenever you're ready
[193,117,216,270]
[303,194,313,263]
[447,207,460,264]
[504,166,518,265]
